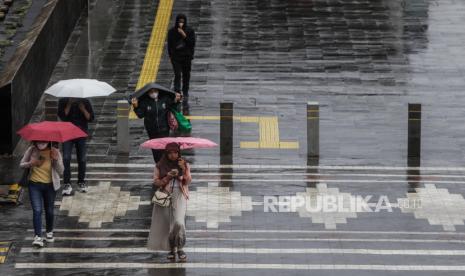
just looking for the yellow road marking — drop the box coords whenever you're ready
[0,256,5,263]
[240,117,299,149]
[130,0,174,119]
[187,115,299,149]
[0,248,8,253]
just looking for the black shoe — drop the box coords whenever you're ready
[177,250,187,262]
[167,250,176,260]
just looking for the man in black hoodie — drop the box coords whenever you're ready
[167,14,196,112]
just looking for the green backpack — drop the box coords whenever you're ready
[170,108,192,133]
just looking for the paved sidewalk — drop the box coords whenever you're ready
[3,0,465,275]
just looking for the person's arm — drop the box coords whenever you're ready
[166,94,179,109]
[186,28,196,57]
[78,100,93,121]
[167,29,174,58]
[57,99,69,121]
[51,147,64,175]
[182,162,192,186]
[153,166,173,188]
[19,147,34,168]
[133,98,146,119]
[85,100,95,122]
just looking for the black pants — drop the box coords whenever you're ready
[148,130,170,163]
[171,58,192,97]
[63,137,87,184]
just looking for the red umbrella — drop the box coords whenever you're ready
[17,121,88,142]
[141,137,217,150]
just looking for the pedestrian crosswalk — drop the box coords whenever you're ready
[10,166,465,273]
[13,228,465,271]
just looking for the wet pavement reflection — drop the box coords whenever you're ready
[5,0,465,275]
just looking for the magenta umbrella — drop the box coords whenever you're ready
[141,137,217,150]
[17,121,87,142]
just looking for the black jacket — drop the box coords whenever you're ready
[167,14,196,61]
[134,95,178,135]
[57,98,95,134]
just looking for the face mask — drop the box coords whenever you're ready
[37,143,48,150]
[149,92,158,99]
[179,22,184,28]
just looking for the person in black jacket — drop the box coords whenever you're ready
[57,98,94,196]
[131,89,181,162]
[167,14,196,112]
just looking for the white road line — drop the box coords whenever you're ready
[69,178,465,184]
[75,163,465,172]
[28,229,465,236]
[13,262,465,271]
[22,236,465,244]
[53,201,150,206]
[18,247,465,255]
[77,171,465,178]
[24,237,147,241]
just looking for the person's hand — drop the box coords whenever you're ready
[30,159,43,167]
[178,159,186,171]
[131,97,138,108]
[78,102,86,111]
[177,28,186,38]
[168,169,179,177]
[50,149,59,161]
[175,92,181,102]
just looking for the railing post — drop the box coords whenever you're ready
[307,101,319,157]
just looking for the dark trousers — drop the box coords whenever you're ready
[171,59,192,97]
[29,181,56,236]
[63,137,87,184]
[148,130,170,163]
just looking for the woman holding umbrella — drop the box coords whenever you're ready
[18,121,87,248]
[142,137,216,261]
[20,141,63,248]
[131,83,181,162]
[147,142,192,261]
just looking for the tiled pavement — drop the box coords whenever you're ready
[3,0,465,275]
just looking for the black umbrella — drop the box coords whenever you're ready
[127,82,176,104]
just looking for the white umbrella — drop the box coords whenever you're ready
[45,79,116,98]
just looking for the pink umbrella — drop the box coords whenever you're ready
[17,121,87,142]
[141,137,217,150]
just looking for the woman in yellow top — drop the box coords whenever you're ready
[20,141,64,248]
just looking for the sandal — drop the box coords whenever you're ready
[177,250,187,262]
[167,250,176,260]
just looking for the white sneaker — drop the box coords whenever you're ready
[77,182,88,193]
[45,232,55,243]
[32,236,44,248]
[62,183,73,196]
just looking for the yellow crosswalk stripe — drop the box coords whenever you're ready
[130,0,174,119]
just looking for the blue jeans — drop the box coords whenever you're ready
[29,181,56,236]
[63,137,87,184]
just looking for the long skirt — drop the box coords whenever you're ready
[147,187,187,251]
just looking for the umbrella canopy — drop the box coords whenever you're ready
[128,82,176,104]
[17,121,88,143]
[45,79,116,98]
[141,137,217,150]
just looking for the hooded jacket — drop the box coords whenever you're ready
[167,14,196,61]
[134,94,178,135]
